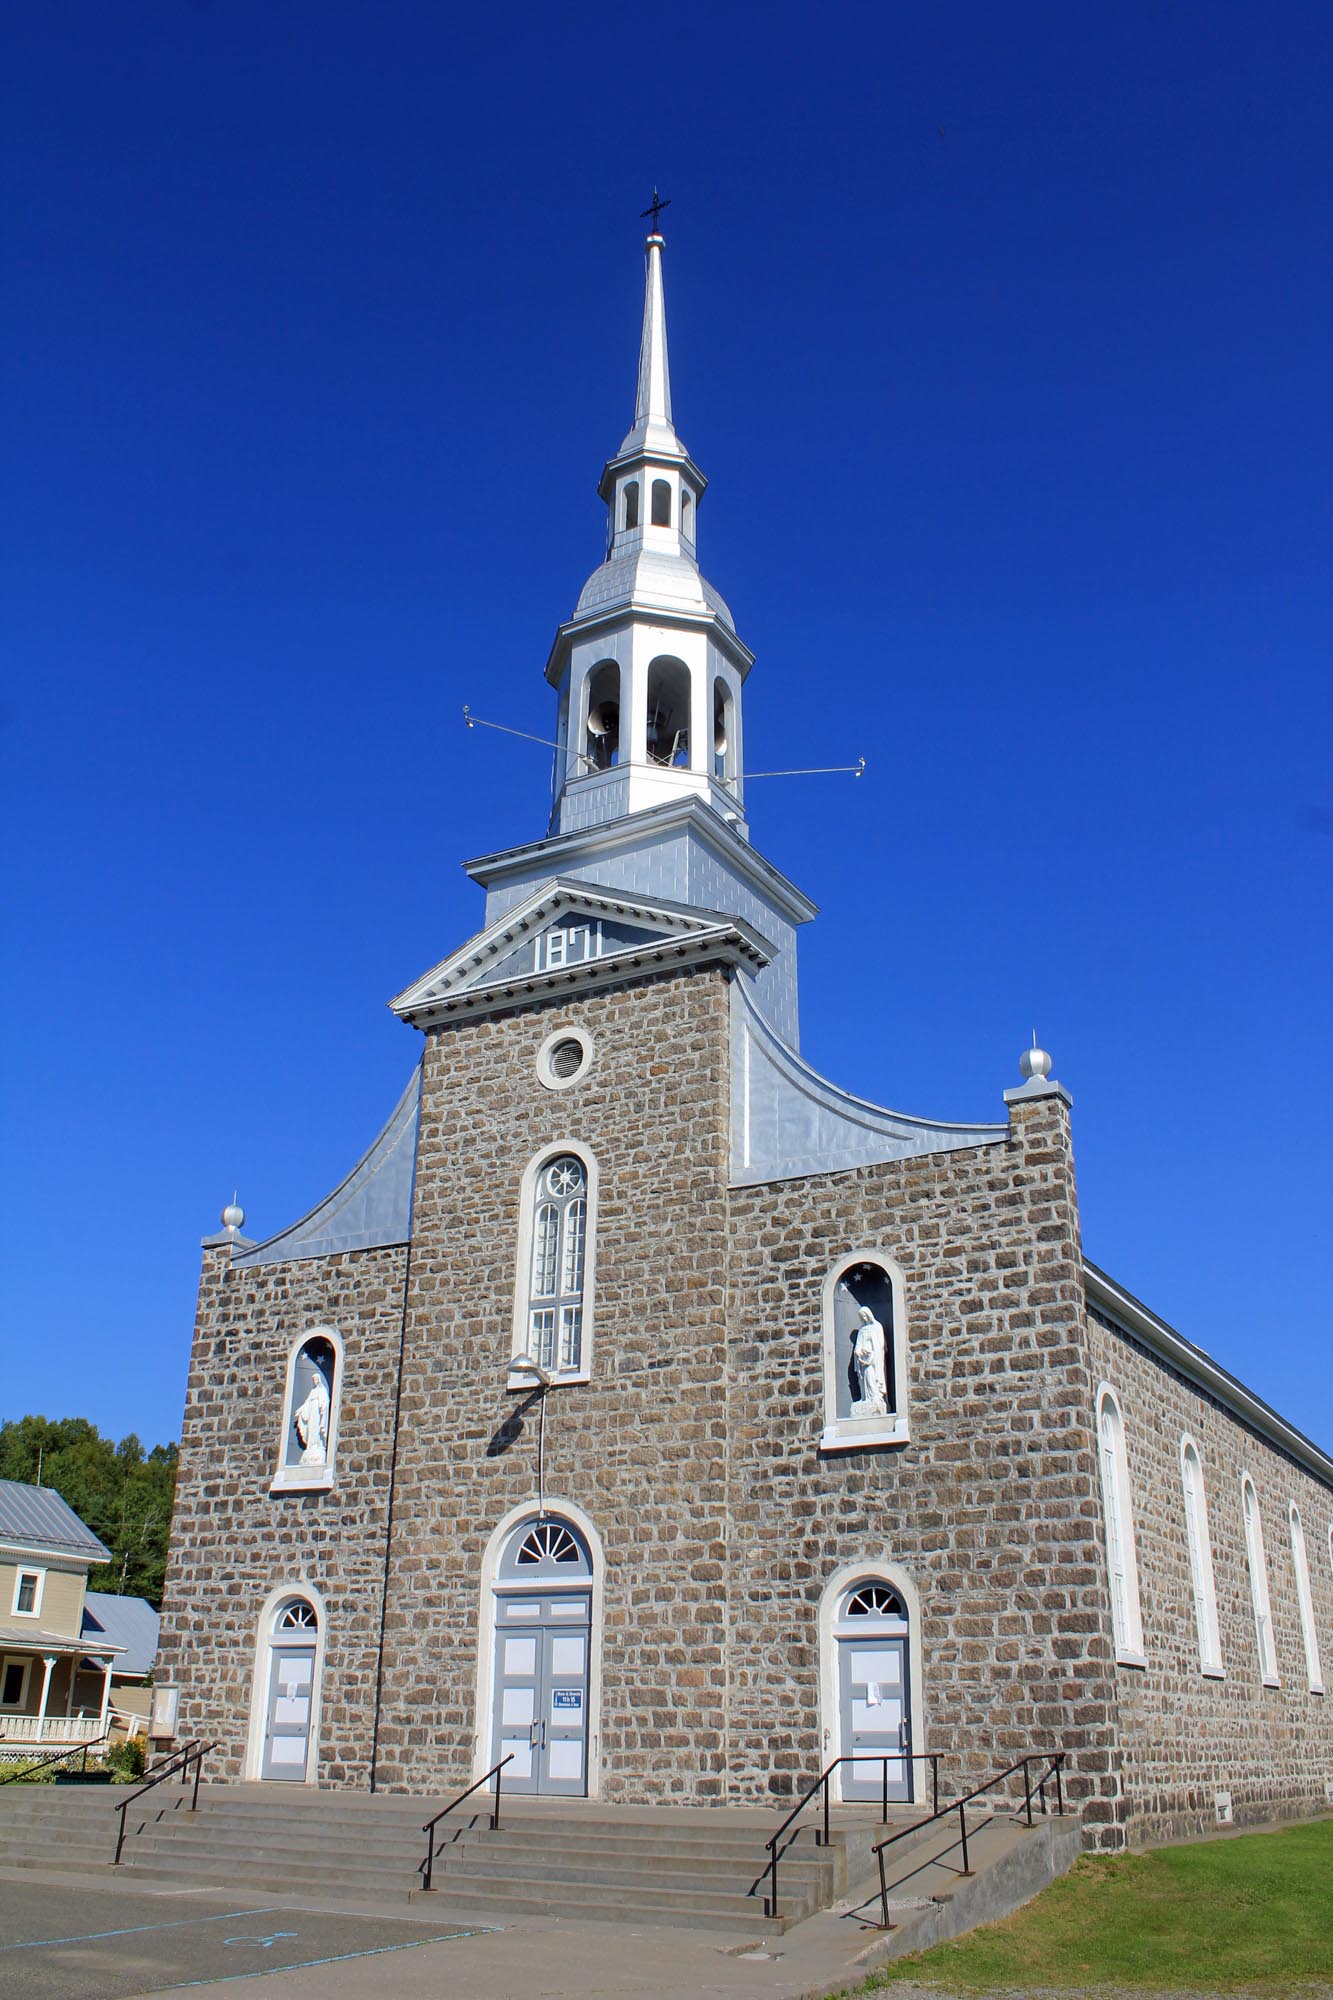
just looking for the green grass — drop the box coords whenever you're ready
[862,1820,1333,1994]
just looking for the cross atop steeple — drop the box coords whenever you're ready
[640,187,671,236]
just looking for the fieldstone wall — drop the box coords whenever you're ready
[1086,1304,1333,1842]
[157,1241,407,1786]
[727,1085,1129,1845]
[371,964,734,1801]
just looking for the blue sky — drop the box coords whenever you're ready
[3,2,1330,1456]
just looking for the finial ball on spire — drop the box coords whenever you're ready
[221,1198,245,1231]
[1019,1038,1053,1083]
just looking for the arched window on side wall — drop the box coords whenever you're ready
[1179,1437,1223,1676]
[511,1147,598,1385]
[680,487,693,542]
[650,478,672,526]
[272,1331,342,1492]
[1096,1386,1144,1664]
[622,481,639,530]
[1289,1505,1324,1694]
[1241,1476,1279,1685]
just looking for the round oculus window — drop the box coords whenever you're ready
[536,1026,594,1090]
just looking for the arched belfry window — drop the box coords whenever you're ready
[650,477,672,526]
[583,661,621,771]
[712,676,735,785]
[680,487,694,542]
[646,657,692,768]
[1096,1385,1145,1664]
[820,1252,909,1451]
[272,1330,342,1492]
[622,481,639,530]
[511,1147,598,1385]
[1242,1476,1279,1685]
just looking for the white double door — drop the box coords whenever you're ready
[492,1590,590,1796]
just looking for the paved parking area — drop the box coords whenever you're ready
[0,1881,487,1999]
[0,1871,896,1998]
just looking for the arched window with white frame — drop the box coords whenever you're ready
[1096,1386,1144,1664]
[1289,1504,1324,1694]
[1241,1475,1279,1685]
[271,1329,343,1492]
[1179,1437,1223,1677]
[510,1145,597,1386]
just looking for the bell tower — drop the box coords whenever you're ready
[545,225,752,839]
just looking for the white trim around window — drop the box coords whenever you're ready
[1289,1504,1324,1695]
[1,1654,33,1708]
[1096,1384,1145,1666]
[270,1328,344,1494]
[1241,1474,1280,1687]
[1179,1436,1224,1678]
[509,1141,599,1388]
[11,1567,45,1619]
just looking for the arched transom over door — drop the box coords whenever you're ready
[835,1582,914,1803]
[491,1517,593,1796]
[259,1597,320,1782]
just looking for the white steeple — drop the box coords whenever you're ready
[545,223,753,839]
[619,232,679,460]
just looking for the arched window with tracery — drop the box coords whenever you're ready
[512,1148,597,1383]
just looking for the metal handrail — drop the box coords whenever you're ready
[112,1739,218,1865]
[420,1754,514,1891]
[758,1752,941,1920]
[871,1752,1066,1928]
[0,1730,111,1786]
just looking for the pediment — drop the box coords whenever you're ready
[390,878,773,1027]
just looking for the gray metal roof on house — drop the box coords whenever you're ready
[0,1481,110,1561]
[81,1592,159,1677]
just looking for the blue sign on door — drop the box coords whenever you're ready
[551,1689,583,1711]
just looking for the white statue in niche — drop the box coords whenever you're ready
[850,1306,889,1418]
[292,1370,330,1466]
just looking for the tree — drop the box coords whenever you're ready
[0,1416,178,1608]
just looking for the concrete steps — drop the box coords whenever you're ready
[0,1782,948,1934]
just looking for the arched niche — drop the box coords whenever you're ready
[650,477,672,526]
[819,1252,909,1452]
[271,1329,342,1492]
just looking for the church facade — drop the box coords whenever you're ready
[158,230,1333,1851]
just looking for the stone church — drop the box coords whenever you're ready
[158,226,1333,1851]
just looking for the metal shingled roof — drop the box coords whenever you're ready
[0,1480,110,1561]
[81,1592,159,1677]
